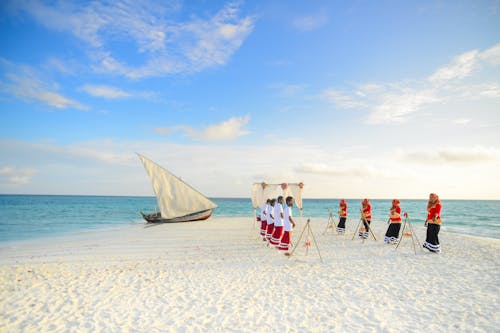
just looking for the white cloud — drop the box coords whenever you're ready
[1,139,500,199]
[155,115,251,141]
[357,84,384,94]
[179,3,254,71]
[322,88,366,109]
[270,83,307,97]
[320,43,500,124]
[295,162,381,178]
[399,146,500,164]
[479,44,500,65]
[292,13,328,31]
[368,88,441,123]
[44,57,77,75]
[13,1,254,79]
[81,85,131,99]
[429,44,500,83]
[0,59,87,110]
[428,50,479,82]
[199,115,250,141]
[0,166,37,185]
[452,118,471,125]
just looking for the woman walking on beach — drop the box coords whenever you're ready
[423,193,442,253]
[384,199,402,244]
[279,196,296,255]
[265,199,276,243]
[337,199,348,234]
[359,199,372,239]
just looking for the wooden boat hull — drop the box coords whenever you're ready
[140,209,213,223]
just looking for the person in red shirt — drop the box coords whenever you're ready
[423,193,442,253]
[384,199,402,244]
[337,199,348,234]
[358,199,372,239]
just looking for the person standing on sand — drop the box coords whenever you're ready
[260,199,270,241]
[359,199,372,239]
[384,199,402,244]
[265,199,276,243]
[279,196,296,255]
[423,193,442,253]
[270,196,284,246]
[337,199,348,234]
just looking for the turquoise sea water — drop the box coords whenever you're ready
[0,195,499,242]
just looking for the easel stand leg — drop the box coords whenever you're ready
[289,220,308,258]
[367,222,377,241]
[352,219,377,241]
[322,215,334,235]
[395,218,407,251]
[351,218,363,240]
[408,218,421,247]
[289,219,323,263]
[307,222,324,262]
[395,215,423,254]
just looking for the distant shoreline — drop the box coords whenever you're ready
[1,194,499,201]
[1,216,499,246]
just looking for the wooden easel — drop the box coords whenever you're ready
[351,216,377,241]
[395,213,422,254]
[322,210,336,235]
[289,219,323,263]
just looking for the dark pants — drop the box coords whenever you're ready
[362,219,371,231]
[338,217,346,229]
[425,224,440,246]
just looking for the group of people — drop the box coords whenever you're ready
[257,196,296,255]
[336,194,443,253]
[257,193,443,254]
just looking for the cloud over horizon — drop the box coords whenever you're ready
[399,146,500,164]
[155,115,251,141]
[0,165,37,185]
[1,138,499,199]
[319,43,500,124]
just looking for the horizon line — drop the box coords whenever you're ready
[0,193,499,201]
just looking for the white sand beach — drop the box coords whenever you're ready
[1,217,499,332]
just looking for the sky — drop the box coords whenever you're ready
[0,0,499,199]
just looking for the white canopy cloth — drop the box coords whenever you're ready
[251,182,304,217]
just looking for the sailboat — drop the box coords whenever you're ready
[137,154,217,223]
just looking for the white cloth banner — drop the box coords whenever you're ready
[251,182,304,215]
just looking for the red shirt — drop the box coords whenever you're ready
[390,206,402,223]
[427,203,442,223]
[362,204,371,220]
[339,202,347,217]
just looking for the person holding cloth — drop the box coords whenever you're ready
[423,193,442,253]
[359,198,372,239]
[384,199,402,244]
[337,199,348,234]
[278,196,296,255]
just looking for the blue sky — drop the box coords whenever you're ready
[1,0,499,199]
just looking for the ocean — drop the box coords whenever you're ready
[0,195,499,242]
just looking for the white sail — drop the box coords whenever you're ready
[138,154,217,219]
